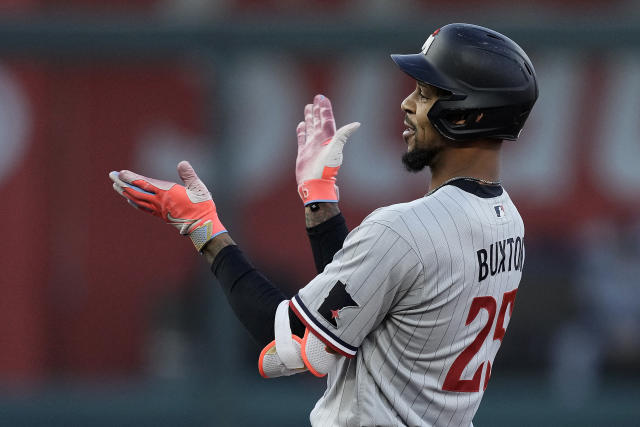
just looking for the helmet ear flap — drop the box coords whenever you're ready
[440,110,483,128]
[427,101,469,140]
[432,109,481,137]
[451,111,488,127]
[430,101,533,141]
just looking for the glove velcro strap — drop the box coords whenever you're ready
[298,179,338,205]
[274,300,304,369]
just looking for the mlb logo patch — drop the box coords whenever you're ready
[494,204,506,218]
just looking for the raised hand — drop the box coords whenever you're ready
[296,94,360,205]
[109,160,226,252]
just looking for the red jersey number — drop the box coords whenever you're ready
[442,289,518,393]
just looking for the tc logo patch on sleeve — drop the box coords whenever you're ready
[318,281,358,328]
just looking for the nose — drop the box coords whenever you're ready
[401,91,415,114]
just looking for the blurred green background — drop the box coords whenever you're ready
[0,0,639,426]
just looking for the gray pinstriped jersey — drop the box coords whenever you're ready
[292,181,525,426]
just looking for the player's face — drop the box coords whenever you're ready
[400,83,448,172]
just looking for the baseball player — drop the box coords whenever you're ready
[109,23,538,427]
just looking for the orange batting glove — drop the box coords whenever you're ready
[109,160,226,252]
[296,94,360,205]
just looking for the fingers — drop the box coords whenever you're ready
[122,188,159,216]
[117,170,159,194]
[317,94,335,136]
[302,94,339,140]
[322,120,336,137]
[107,170,159,216]
[316,94,333,122]
[296,121,306,147]
[125,199,154,214]
[110,171,154,196]
[332,122,361,149]
[117,170,145,185]
[109,171,126,194]
[112,181,126,197]
[304,104,313,136]
[312,97,321,130]
[177,160,199,187]
[122,186,155,205]
[336,122,361,139]
[110,176,157,213]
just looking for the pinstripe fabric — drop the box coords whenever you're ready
[296,183,524,427]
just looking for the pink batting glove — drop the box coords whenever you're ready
[109,161,227,252]
[295,94,360,205]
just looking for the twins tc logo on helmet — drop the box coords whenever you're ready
[421,28,440,55]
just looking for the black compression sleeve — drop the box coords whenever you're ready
[306,213,349,274]
[211,245,305,349]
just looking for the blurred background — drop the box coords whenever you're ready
[0,0,639,426]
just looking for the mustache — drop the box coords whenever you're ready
[404,115,416,129]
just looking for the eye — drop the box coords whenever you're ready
[418,88,430,99]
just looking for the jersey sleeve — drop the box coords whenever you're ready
[290,219,423,357]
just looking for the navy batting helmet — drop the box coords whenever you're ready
[392,23,538,141]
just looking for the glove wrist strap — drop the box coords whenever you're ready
[298,179,339,205]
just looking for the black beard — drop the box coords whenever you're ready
[402,146,440,172]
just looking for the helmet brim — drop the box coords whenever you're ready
[391,53,458,93]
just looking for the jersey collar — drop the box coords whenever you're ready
[442,177,503,198]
